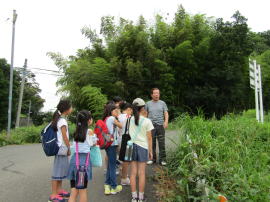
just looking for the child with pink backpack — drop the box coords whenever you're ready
[67,110,96,202]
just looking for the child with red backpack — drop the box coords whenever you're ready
[95,104,123,195]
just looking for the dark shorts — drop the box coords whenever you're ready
[132,143,148,162]
[70,179,88,189]
[119,134,131,161]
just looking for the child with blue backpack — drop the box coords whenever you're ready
[67,110,96,202]
[49,100,73,202]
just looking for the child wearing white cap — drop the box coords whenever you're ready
[129,98,154,202]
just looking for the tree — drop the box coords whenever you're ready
[0,58,45,130]
[49,7,264,119]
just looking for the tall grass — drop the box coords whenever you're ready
[156,110,270,201]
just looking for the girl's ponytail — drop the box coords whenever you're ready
[51,100,71,131]
[132,98,146,126]
[133,104,140,126]
[132,104,144,126]
[51,110,61,131]
[74,110,92,143]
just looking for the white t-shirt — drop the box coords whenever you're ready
[118,113,130,136]
[57,118,69,147]
[129,116,154,150]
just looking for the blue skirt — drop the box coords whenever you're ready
[52,155,69,180]
[67,153,92,181]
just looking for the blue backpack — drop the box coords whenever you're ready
[41,123,59,156]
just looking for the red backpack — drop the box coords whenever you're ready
[94,118,114,149]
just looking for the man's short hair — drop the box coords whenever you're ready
[151,88,160,95]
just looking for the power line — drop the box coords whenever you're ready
[32,71,63,76]
[15,66,60,73]
[28,67,60,73]
[15,67,63,76]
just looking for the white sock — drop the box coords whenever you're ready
[132,192,137,198]
[139,192,144,200]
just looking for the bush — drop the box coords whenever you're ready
[0,125,45,146]
[156,110,270,201]
[0,122,76,146]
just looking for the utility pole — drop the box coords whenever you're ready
[27,100,32,126]
[15,59,27,128]
[7,10,18,137]
[258,64,264,123]
[254,60,260,121]
[249,59,264,123]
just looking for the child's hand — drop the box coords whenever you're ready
[89,129,94,136]
[67,149,71,156]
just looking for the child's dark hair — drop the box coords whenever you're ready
[106,100,115,105]
[103,104,117,120]
[52,100,71,131]
[119,101,132,112]
[132,103,145,126]
[112,96,122,103]
[74,110,92,143]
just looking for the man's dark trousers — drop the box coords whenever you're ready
[152,124,166,163]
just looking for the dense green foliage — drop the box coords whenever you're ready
[0,58,45,130]
[48,6,270,119]
[0,125,44,146]
[156,110,270,201]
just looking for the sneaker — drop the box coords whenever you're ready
[48,195,65,202]
[121,177,130,186]
[104,185,111,195]
[161,161,167,166]
[138,198,146,202]
[110,185,122,194]
[58,190,70,198]
[147,160,153,165]
[131,197,138,202]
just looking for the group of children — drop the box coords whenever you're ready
[48,96,154,202]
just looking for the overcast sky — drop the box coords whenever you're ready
[1,0,269,111]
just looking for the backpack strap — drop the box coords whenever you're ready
[75,142,79,170]
[85,153,90,167]
[124,117,131,135]
[76,142,90,169]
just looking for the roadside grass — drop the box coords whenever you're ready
[0,123,76,147]
[156,110,270,201]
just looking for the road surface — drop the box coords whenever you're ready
[0,130,178,202]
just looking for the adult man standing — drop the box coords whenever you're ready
[145,88,169,166]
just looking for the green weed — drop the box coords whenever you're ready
[157,110,270,201]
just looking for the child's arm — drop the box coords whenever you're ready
[61,126,71,155]
[147,130,153,160]
[114,119,122,129]
[88,129,97,146]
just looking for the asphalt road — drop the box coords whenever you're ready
[0,130,178,202]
